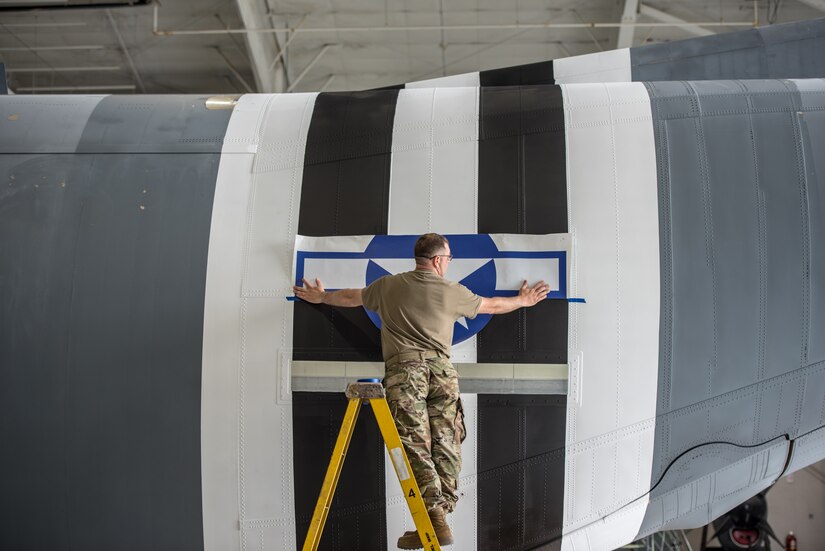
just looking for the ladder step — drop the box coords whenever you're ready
[344,381,385,400]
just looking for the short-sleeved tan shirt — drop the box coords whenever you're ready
[362,269,482,362]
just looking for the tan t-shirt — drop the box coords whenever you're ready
[362,269,483,362]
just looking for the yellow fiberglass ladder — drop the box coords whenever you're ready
[301,379,441,551]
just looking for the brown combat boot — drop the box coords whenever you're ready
[396,507,454,549]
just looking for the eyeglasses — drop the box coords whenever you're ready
[415,254,453,262]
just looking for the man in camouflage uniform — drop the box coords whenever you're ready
[293,233,549,549]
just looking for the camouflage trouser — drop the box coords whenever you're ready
[383,357,466,513]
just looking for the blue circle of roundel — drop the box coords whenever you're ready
[363,235,496,346]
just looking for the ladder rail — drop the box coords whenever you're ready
[370,397,441,551]
[301,398,363,551]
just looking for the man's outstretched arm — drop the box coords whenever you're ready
[477,280,550,315]
[292,278,364,307]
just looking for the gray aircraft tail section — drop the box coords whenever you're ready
[401,16,825,88]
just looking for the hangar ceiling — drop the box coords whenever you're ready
[0,0,823,94]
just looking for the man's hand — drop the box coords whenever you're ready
[292,279,364,307]
[293,278,326,304]
[518,279,550,307]
[478,280,551,315]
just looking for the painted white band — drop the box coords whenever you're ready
[294,233,373,253]
[561,82,660,550]
[552,48,632,84]
[384,85,481,549]
[201,92,317,551]
[406,71,481,89]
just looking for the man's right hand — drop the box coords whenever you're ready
[293,278,327,304]
[292,279,365,307]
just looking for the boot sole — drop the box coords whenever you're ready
[397,537,454,549]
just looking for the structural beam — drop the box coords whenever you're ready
[156,21,752,35]
[318,74,335,92]
[287,44,333,93]
[0,45,104,52]
[268,14,307,71]
[154,2,754,37]
[617,0,640,49]
[106,9,146,93]
[639,5,715,37]
[214,48,254,93]
[234,0,283,93]
[0,22,86,28]
[16,84,136,92]
[6,66,120,73]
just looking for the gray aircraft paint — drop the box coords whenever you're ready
[404,18,825,89]
[0,97,105,551]
[557,17,825,84]
[637,79,825,537]
[0,95,104,152]
[630,19,825,81]
[795,78,825,369]
[0,95,231,551]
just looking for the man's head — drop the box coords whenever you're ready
[414,233,452,277]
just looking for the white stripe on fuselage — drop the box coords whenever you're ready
[560,82,660,550]
[406,72,481,89]
[552,48,632,84]
[385,86,481,549]
[201,93,317,551]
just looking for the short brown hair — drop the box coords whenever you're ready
[414,233,449,259]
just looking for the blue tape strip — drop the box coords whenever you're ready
[567,298,586,303]
[286,296,298,301]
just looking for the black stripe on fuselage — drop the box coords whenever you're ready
[294,90,399,362]
[479,60,555,87]
[478,395,567,549]
[477,84,568,364]
[373,83,405,91]
[0,95,231,551]
[476,84,568,551]
[293,89,400,551]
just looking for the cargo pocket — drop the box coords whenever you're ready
[455,397,467,444]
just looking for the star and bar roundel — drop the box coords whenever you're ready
[292,233,571,345]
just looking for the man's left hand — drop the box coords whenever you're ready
[518,279,550,307]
